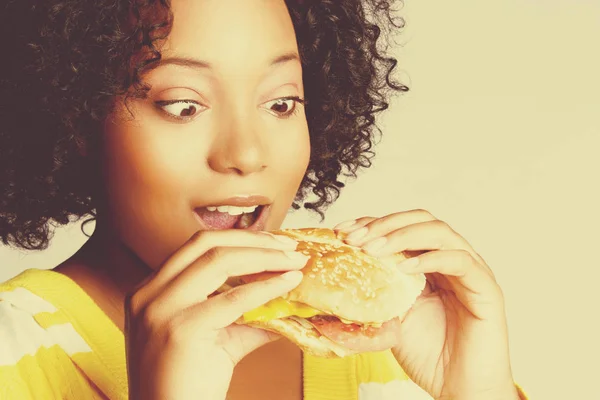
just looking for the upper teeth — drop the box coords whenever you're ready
[206,205,259,215]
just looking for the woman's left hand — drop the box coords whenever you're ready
[334,209,520,400]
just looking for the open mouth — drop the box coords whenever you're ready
[194,204,269,230]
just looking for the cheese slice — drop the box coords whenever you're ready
[243,298,322,322]
[242,298,383,328]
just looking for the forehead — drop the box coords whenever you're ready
[161,0,298,68]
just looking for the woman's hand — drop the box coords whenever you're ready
[334,210,520,400]
[124,229,309,400]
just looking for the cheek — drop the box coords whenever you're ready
[100,121,200,267]
[278,121,311,190]
[266,123,311,230]
[103,125,197,209]
[282,131,310,180]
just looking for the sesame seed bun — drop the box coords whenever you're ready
[233,228,426,358]
[274,228,426,323]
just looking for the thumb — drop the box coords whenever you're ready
[224,324,282,364]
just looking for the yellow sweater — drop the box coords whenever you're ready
[0,269,528,399]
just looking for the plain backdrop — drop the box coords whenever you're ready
[1,0,599,399]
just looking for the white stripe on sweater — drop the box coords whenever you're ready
[0,289,91,367]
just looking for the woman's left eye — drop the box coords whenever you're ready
[154,100,206,120]
[262,97,305,118]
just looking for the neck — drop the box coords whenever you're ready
[55,218,152,332]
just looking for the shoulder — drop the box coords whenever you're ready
[0,283,94,399]
[0,276,93,362]
[0,283,73,366]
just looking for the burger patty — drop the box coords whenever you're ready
[308,315,380,336]
[307,315,402,352]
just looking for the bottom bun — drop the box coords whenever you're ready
[238,317,358,358]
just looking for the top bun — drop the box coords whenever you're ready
[244,228,426,323]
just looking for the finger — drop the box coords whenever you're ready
[361,219,488,267]
[362,218,494,278]
[332,216,376,232]
[343,209,437,246]
[217,324,282,365]
[185,270,304,331]
[397,250,503,320]
[143,247,309,323]
[137,230,299,301]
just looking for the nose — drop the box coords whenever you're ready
[207,112,268,176]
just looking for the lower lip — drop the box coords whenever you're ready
[193,204,272,231]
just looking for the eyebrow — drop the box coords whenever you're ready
[150,52,301,72]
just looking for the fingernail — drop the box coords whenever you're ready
[362,237,387,256]
[284,251,310,264]
[346,227,368,242]
[397,257,420,271]
[270,234,299,247]
[334,220,356,230]
[281,270,303,281]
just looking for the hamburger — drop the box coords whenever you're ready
[220,228,426,358]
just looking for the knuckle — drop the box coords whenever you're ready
[223,286,249,304]
[259,275,279,288]
[412,209,434,218]
[356,216,376,224]
[495,284,505,301]
[202,246,226,264]
[189,230,209,244]
[262,231,293,245]
[201,246,248,278]
[455,250,480,270]
[138,302,164,331]
[457,249,473,262]
[354,217,377,231]
[161,313,191,347]
[483,263,498,281]
[431,219,451,232]
[125,290,145,318]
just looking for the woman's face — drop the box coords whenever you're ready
[100,0,310,269]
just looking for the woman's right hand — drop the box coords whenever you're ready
[124,229,308,400]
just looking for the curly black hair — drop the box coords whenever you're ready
[0,0,408,251]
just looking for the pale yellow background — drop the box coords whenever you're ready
[1,1,599,398]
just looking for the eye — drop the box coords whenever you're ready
[154,100,206,121]
[262,96,305,118]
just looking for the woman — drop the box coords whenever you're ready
[0,0,527,399]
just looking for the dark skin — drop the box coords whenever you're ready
[56,238,304,400]
[51,0,520,399]
[55,0,309,398]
